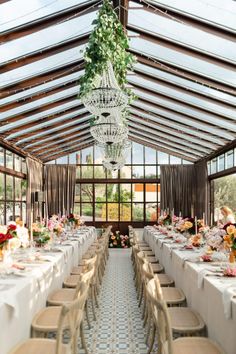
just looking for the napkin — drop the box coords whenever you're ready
[222,286,236,319]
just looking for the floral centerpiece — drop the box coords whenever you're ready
[32,222,50,246]
[176,217,204,235]
[67,213,83,227]
[109,231,130,248]
[223,223,236,262]
[205,227,226,251]
[0,224,17,251]
[158,214,172,226]
[48,215,64,235]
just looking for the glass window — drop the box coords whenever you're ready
[21,180,27,201]
[81,203,93,221]
[207,161,211,175]
[22,202,26,224]
[132,166,144,179]
[107,204,119,221]
[226,150,234,170]
[6,175,13,200]
[6,202,14,223]
[0,148,4,166]
[74,204,80,216]
[76,152,81,164]
[158,151,169,164]
[75,185,80,202]
[213,174,236,222]
[146,184,158,202]
[132,203,144,221]
[0,173,5,200]
[120,184,131,202]
[81,166,93,179]
[81,184,93,202]
[120,203,131,221]
[6,150,13,169]
[94,146,104,164]
[95,184,106,202]
[211,158,217,174]
[132,183,144,202]
[146,203,157,222]
[76,167,81,179]
[132,142,144,164]
[170,155,182,164]
[69,153,77,164]
[15,202,21,220]
[107,184,118,202]
[56,156,68,164]
[94,166,106,179]
[0,202,4,224]
[14,155,21,172]
[107,169,119,179]
[145,147,156,164]
[120,166,132,179]
[218,155,225,172]
[95,203,106,221]
[82,147,93,164]
[145,165,156,179]
[15,177,21,201]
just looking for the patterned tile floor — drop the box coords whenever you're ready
[82,249,148,354]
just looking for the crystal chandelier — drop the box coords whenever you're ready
[90,112,128,145]
[98,140,131,171]
[82,62,128,115]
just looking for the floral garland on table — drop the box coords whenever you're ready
[109,231,130,248]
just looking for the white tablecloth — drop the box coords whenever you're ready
[0,227,96,354]
[144,226,236,354]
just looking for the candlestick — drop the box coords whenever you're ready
[195,216,198,235]
[30,211,33,244]
[191,204,194,218]
[203,212,205,225]
[210,212,213,226]
[179,211,182,217]
[167,207,169,215]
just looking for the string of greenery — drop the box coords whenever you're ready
[79,0,136,101]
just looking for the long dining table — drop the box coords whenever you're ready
[144,226,236,354]
[0,226,96,354]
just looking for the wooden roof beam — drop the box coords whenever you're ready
[42,141,94,162]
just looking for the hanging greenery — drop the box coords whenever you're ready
[79,0,136,100]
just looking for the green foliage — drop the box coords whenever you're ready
[79,0,135,100]
[214,174,236,214]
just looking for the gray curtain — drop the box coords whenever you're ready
[195,160,209,222]
[44,165,76,216]
[160,165,196,217]
[26,157,43,227]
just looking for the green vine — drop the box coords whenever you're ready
[79,0,136,101]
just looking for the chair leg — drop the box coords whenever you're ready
[80,321,89,354]
[91,289,97,321]
[147,323,156,354]
[138,283,144,307]
[93,286,99,308]
[85,301,91,329]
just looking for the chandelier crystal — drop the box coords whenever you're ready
[97,140,131,171]
[90,112,128,145]
[82,62,128,115]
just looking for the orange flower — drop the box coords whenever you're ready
[226,225,236,235]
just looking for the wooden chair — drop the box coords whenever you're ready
[146,276,225,354]
[146,276,207,353]
[10,282,90,354]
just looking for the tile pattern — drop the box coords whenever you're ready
[83,249,148,354]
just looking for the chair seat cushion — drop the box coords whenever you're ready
[9,338,68,354]
[155,273,174,286]
[32,306,83,333]
[64,275,81,288]
[162,287,186,304]
[139,246,152,251]
[47,289,76,306]
[71,265,84,275]
[149,263,163,273]
[145,256,159,263]
[173,337,224,354]
[168,307,205,333]
[143,251,155,257]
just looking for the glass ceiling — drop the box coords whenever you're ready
[133,62,236,106]
[128,4,236,63]
[129,36,236,88]
[0,0,94,32]
[6,108,89,140]
[149,0,236,32]
[129,108,225,147]
[129,75,236,119]
[0,45,86,88]
[1,11,95,64]
[0,0,235,162]
[0,70,84,106]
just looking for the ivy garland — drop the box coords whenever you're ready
[79,0,136,101]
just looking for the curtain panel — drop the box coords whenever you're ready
[160,163,208,218]
[26,157,43,227]
[44,165,76,217]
